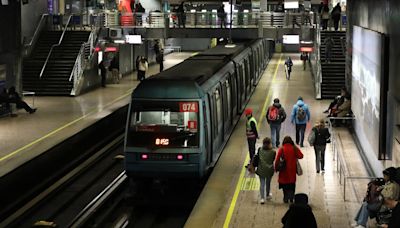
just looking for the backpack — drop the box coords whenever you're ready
[267,106,279,121]
[296,106,306,121]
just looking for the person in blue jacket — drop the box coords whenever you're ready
[290,96,310,147]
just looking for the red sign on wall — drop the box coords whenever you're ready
[179,102,198,112]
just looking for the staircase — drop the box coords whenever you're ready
[22,31,90,95]
[319,31,346,99]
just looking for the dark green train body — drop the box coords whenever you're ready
[124,39,274,179]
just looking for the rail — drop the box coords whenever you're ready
[327,116,377,201]
[39,14,73,79]
[68,172,127,228]
[312,14,322,99]
[69,15,101,95]
[24,14,48,57]
[103,11,315,28]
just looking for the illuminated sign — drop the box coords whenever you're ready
[283,35,300,44]
[155,138,169,146]
[179,102,198,112]
[300,47,313,52]
[126,35,142,44]
[284,1,299,9]
[188,120,198,132]
[105,47,118,52]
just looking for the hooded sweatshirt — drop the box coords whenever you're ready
[291,100,310,125]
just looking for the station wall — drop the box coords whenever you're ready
[347,0,400,174]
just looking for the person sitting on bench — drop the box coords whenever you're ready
[8,86,36,114]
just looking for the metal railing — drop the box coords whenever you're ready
[102,11,315,28]
[39,15,73,79]
[69,16,101,95]
[312,14,322,99]
[327,116,376,201]
[24,14,49,57]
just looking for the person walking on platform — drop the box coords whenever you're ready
[177,2,186,28]
[109,56,119,84]
[309,120,330,173]
[244,108,259,168]
[99,60,107,87]
[275,136,303,203]
[137,56,148,81]
[284,57,293,80]
[331,3,342,31]
[281,193,317,228]
[255,137,276,204]
[291,96,310,147]
[217,4,227,28]
[154,40,164,72]
[266,98,286,148]
[300,52,308,70]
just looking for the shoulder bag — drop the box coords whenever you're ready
[276,149,286,171]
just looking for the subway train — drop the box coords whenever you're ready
[124,39,274,179]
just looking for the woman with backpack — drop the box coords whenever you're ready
[308,120,330,173]
[252,137,276,204]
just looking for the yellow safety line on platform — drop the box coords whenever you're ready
[223,53,283,228]
[0,89,133,163]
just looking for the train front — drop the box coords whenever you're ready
[124,100,205,179]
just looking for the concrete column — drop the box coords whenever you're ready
[260,0,268,12]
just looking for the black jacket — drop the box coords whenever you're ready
[313,127,330,146]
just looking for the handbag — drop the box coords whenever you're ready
[308,128,316,146]
[276,150,286,171]
[296,159,303,176]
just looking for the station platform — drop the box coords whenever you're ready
[0,52,193,178]
[185,53,371,228]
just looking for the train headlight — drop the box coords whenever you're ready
[177,154,184,160]
[141,154,149,160]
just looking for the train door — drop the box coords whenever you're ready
[210,85,224,161]
[222,75,232,135]
[238,63,246,111]
[203,99,212,166]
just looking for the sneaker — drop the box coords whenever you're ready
[29,108,37,114]
[260,198,265,204]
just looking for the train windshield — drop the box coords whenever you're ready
[128,101,200,148]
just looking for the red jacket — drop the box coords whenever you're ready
[275,144,303,184]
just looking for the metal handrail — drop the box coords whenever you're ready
[39,14,73,79]
[340,36,346,56]
[24,14,48,56]
[327,116,377,201]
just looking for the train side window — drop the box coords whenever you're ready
[225,79,231,114]
[244,59,250,87]
[230,72,237,109]
[209,94,216,139]
[214,88,223,127]
[238,64,245,93]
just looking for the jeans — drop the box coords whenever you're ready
[314,145,326,172]
[259,176,272,199]
[270,123,281,148]
[295,124,306,146]
[354,202,369,227]
[247,137,256,161]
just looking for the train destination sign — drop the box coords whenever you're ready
[179,102,198,112]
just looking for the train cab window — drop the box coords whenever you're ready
[128,101,199,148]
